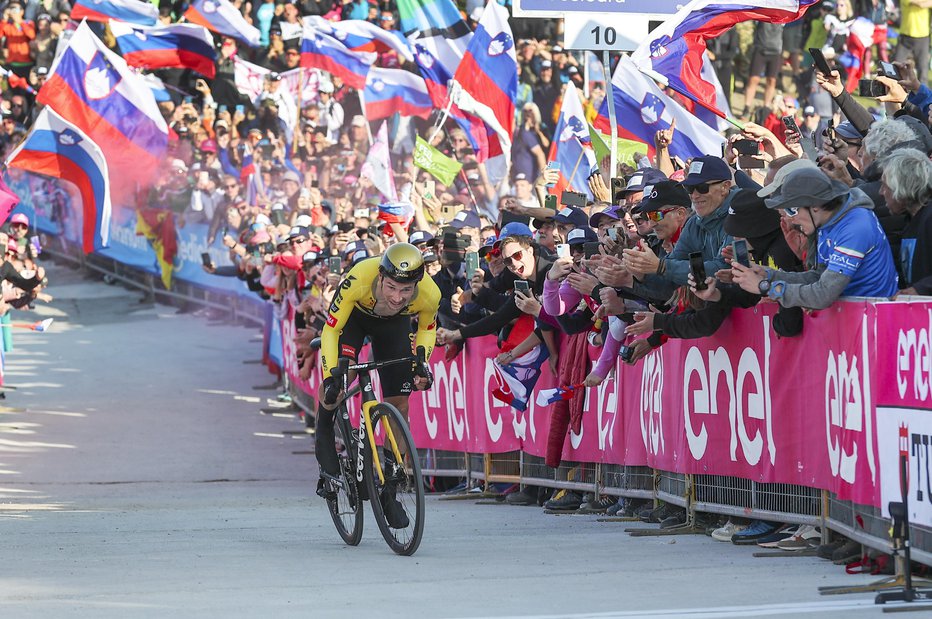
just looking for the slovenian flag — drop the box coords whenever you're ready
[305,16,413,63]
[364,67,432,121]
[6,108,111,253]
[593,55,724,162]
[71,0,158,26]
[37,21,168,190]
[548,82,598,200]
[185,0,261,47]
[631,0,818,114]
[449,0,517,161]
[492,345,550,412]
[300,22,375,90]
[535,384,584,407]
[112,22,217,78]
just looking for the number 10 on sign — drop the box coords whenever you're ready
[563,14,650,52]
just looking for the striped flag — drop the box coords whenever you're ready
[304,16,413,62]
[71,0,158,26]
[184,0,261,47]
[364,67,433,121]
[112,22,217,78]
[300,23,374,90]
[548,83,598,199]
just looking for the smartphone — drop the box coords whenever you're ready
[465,251,479,274]
[328,256,342,275]
[544,194,557,211]
[235,104,245,114]
[218,104,227,113]
[556,243,570,259]
[583,241,601,259]
[858,78,886,98]
[733,139,761,156]
[732,239,750,268]
[808,47,832,76]
[610,177,625,204]
[513,280,530,297]
[353,208,368,219]
[607,228,619,242]
[879,61,900,80]
[689,252,708,291]
[561,190,587,208]
[545,161,559,187]
[440,203,456,221]
[619,345,634,363]
[29,234,41,254]
[824,119,836,143]
[183,95,194,104]
[201,252,213,268]
[424,179,436,199]
[782,116,801,139]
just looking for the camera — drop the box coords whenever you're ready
[733,139,762,156]
[619,345,635,363]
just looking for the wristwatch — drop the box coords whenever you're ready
[768,281,787,300]
[758,278,771,294]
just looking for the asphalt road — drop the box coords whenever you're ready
[0,264,895,618]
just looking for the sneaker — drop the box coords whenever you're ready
[380,487,409,529]
[711,521,748,542]
[505,489,538,506]
[577,495,616,514]
[731,520,780,545]
[756,526,799,548]
[606,498,628,516]
[641,502,677,524]
[659,507,687,529]
[832,539,862,564]
[544,490,582,511]
[776,525,820,551]
[816,539,848,560]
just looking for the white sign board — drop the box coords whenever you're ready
[563,14,650,51]
[512,0,682,18]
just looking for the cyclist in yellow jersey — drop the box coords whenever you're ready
[315,243,440,522]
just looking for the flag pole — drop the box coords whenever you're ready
[567,144,586,192]
[603,51,617,177]
[358,89,373,146]
[292,68,304,156]
[427,96,455,145]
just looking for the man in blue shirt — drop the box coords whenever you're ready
[731,168,898,308]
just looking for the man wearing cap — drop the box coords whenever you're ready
[255,71,297,137]
[318,81,344,143]
[619,168,668,211]
[624,157,735,287]
[552,206,590,241]
[733,167,898,308]
[533,60,560,134]
[433,230,484,329]
[449,209,482,250]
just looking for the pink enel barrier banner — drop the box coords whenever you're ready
[282,299,932,508]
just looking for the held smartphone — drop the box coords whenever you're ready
[513,280,530,297]
[556,243,570,259]
[561,190,587,208]
[808,47,833,76]
[879,61,901,80]
[424,179,436,199]
[544,194,557,211]
[619,345,634,363]
[782,116,801,139]
[610,177,625,204]
[732,239,751,268]
[235,104,245,114]
[607,227,619,242]
[328,256,342,275]
[465,251,480,275]
[353,208,368,218]
[201,252,213,268]
[858,79,887,98]
[733,139,761,155]
[545,161,559,187]
[689,252,708,291]
[440,203,456,221]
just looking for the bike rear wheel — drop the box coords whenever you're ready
[364,403,425,556]
[324,412,363,546]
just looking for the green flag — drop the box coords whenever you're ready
[414,136,463,186]
[587,123,649,170]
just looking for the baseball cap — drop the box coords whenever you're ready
[681,156,733,186]
[633,181,691,213]
[552,45,564,53]
[541,60,553,69]
[566,227,598,246]
[199,138,217,153]
[351,115,367,128]
[553,206,589,228]
[269,72,282,82]
[170,159,188,172]
[623,168,668,194]
[302,250,322,265]
[834,121,863,141]
[9,213,28,226]
[478,234,498,257]
[408,230,437,246]
[757,159,818,198]
[450,209,481,229]
[287,225,309,240]
[282,170,301,184]
[803,106,817,117]
[763,168,849,210]
[513,172,528,183]
[723,189,781,238]
[494,222,534,247]
[588,205,622,227]
[319,81,334,94]
[294,214,313,228]
[36,66,48,77]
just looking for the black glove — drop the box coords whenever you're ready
[322,376,340,406]
[414,362,433,391]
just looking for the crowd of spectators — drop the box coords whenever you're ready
[0,0,929,560]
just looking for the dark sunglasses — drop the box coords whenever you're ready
[503,249,524,264]
[289,237,308,245]
[688,180,726,195]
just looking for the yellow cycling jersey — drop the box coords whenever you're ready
[320,256,441,379]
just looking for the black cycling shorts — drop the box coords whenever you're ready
[337,309,415,398]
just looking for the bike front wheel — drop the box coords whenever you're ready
[324,412,364,546]
[364,403,425,556]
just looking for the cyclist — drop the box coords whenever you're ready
[316,242,440,528]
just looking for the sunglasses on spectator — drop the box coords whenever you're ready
[11,222,27,229]
[688,180,726,195]
[289,237,307,245]
[503,249,524,264]
[645,207,679,222]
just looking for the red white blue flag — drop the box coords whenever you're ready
[535,384,583,407]
[547,83,598,199]
[6,108,111,253]
[492,344,550,412]
[449,1,517,161]
[594,56,724,161]
[364,67,432,121]
[37,21,167,190]
[632,0,818,112]
[300,23,375,90]
[185,0,261,47]
[71,0,158,26]
[112,22,217,78]
[305,16,413,63]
